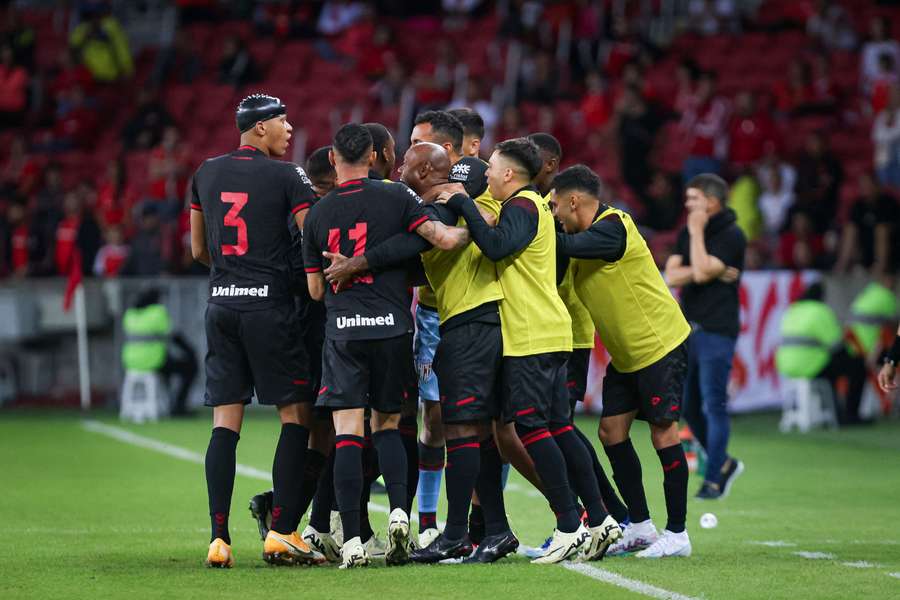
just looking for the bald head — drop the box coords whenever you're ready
[400,142,451,197]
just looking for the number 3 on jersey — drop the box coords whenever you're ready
[221,192,249,256]
[327,222,374,288]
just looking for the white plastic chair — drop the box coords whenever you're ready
[779,378,838,433]
[120,371,168,423]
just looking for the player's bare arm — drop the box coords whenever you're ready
[663,255,693,287]
[415,219,470,250]
[190,209,211,267]
[307,271,325,301]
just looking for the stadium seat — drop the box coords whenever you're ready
[120,371,168,424]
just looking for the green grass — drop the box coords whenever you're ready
[2,411,900,599]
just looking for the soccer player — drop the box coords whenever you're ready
[529,132,630,527]
[552,165,692,558]
[439,138,614,563]
[448,107,484,158]
[192,94,324,568]
[303,123,468,568]
[324,141,519,563]
[306,145,337,197]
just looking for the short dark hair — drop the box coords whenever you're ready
[414,110,464,154]
[333,123,373,164]
[527,132,562,161]
[686,173,729,203]
[306,146,334,179]
[363,122,392,163]
[551,165,602,198]
[494,137,543,180]
[448,108,485,139]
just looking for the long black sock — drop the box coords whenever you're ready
[475,436,510,536]
[295,449,327,523]
[443,436,480,540]
[517,425,580,533]
[657,444,688,533]
[270,423,310,534]
[574,426,628,522]
[334,435,364,541]
[552,424,608,527]
[205,427,239,544]
[399,416,419,515]
[373,428,408,512]
[604,438,650,523]
[360,436,380,542]
[309,449,334,532]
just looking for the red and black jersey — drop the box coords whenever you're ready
[302,177,430,341]
[191,145,316,310]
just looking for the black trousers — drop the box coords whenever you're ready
[820,348,867,424]
[160,336,198,414]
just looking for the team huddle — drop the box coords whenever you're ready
[191,94,693,570]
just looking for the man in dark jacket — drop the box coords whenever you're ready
[664,174,747,500]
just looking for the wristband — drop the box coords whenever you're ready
[887,335,900,364]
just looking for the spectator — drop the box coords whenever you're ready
[873,84,900,188]
[150,29,202,86]
[727,172,762,242]
[1,6,35,70]
[69,4,134,83]
[579,72,613,129]
[494,104,528,141]
[96,158,132,227]
[834,173,896,275]
[871,54,899,115]
[371,58,407,108]
[49,48,94,107]
[680,71,729,182]
[121,90,174,150]
[122,204,165,276]
[218,35,258,88]
[0,135,40,196]
[6,200,30,277]
[518,50,559,104]
[147,126,190,219]
[0,43,27,128]
[793,131,842,233]
[448,77,498,140]
[861,16,900,94]
[673,58,701,114]
[317,1,368,36]
[688,0,739,36]
[616,85,668,197]
[810,54,839,109]
[757,162,795,236]
[93,224,129,277]
[53,86,98,149]
[727,91,777,168]
[54,191,101,276]
[778,210,825,270]
[805,0,856,51]
[774,60,819,115]
[413,38,455,107]
[640,170,682,231]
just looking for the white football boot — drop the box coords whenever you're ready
[531,523,591,564]
[606,519,659,556]
[636,529,692,558]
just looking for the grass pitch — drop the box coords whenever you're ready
[1,411,899,599]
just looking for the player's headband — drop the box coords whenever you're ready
[235,94,287,133]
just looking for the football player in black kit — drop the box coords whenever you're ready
[191,94,325,568]
[303,123,469,569]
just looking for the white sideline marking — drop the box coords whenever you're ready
[748,540,797,547]
[842,561,881,569]
[563,563,701,600]
[505,481,544,499]
[793,551,836,560]
[81,420,393,517]
[887,572,900,579]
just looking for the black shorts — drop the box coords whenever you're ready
[502,351,571,428]
[601,342,687,424]
[566,348,591,413]
[299,304,328,414]
[317,333,414,414]
[433,320,503,424]
[204,302,311,407]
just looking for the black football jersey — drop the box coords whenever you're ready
[302,177,430,340]
[191,144,316,309]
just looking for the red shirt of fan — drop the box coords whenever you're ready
[11,223,29,271]
[94,244,129,277]
[55,216,80,274]
[728,112,777,165]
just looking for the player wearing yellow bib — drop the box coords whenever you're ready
[552,165,692,559]
[441,138,620,563]
[528,132,631,535]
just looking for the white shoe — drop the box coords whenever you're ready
[330,510,344,546]
[419,527,441,549]
[584,516,623,561]
[386,508,410,565]
[302,525,341,563]
[339,536,370,569]
[363,533,387,559]
[635,529,691,558]
[607,519,658,556]
[531,524,591,564]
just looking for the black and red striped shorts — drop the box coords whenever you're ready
[501,351,571,429]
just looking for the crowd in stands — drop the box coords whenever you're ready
[0,0,898,281]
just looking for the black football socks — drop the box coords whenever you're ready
[334,435,364,541]
[573,425,629,522]
[206,427,239,544]
[551,423,609,527]
[372,429,408,512]
[308,449,335,533]
[657,443,689,533]
[604,438,650,523]
[476,436,511,536]
[517,424,580,533]
[399,416,419,515]
[270,423,310,534]
[295,448,327,522]
[443,436,480,540]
